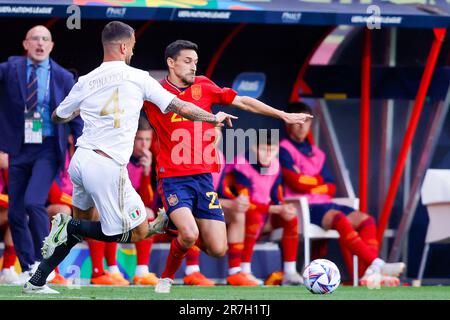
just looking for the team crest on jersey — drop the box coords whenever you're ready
[191,85,202,100]
[129,208,142,221]
[167,194,179,206]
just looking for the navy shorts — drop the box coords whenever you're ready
[158,173,225,222]
[309,203,355,226]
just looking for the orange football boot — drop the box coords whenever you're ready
[109,271,130,286]
[183,272,215,286]
[49,272,70,285]
[91,273,117,285]
[264,271,283,286]
[133,272,159,285]
[226,272,259,286]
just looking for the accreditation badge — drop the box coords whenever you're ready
[24,111,43,144]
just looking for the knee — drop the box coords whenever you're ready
[207,242,227,257]
[179,226,199,246]
[322,210,346,230]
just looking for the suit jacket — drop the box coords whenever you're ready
[0,56,83,170]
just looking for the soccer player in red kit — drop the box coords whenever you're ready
[144,40,312,293]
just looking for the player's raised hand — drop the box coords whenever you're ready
[282,112,313,124]
[214,112,238,127]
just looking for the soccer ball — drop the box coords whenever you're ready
[302,259,341,294]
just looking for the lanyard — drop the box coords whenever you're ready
[24,64,51,114]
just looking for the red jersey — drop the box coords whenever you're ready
[144,76,237,178]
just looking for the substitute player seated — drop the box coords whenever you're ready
[280,102,405,286]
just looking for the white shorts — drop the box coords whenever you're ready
[68,147,147,236]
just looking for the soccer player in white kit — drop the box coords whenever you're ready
[23,21,237,294]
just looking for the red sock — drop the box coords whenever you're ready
[194,237,207,252]
[281,216,299,262]
[357,217,379,255]
[87,238,106,278]
[228,243,243,269]
[332,213,377,266]
[2,245,16,269]
[161,238,189,279]
[357,216,379,275]
[136,238,153,266]
[186,246,201,266]
[242,209,265,263]
[105,242,118,267]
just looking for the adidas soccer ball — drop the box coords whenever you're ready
[302,259,341,294]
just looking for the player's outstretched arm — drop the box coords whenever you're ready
[52,81,83,124]
[230,95,313,124]
[166,97,237,127]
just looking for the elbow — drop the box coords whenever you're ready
[51,111,58,124]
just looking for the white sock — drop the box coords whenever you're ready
[108,265,120,274]
[284,261,297,274]
[135,265,149,277]
[241,262,251,274]
[228,267,241,275]
[185,265,200,275]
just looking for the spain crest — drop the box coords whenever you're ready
[191,84,202,100]
[168,194,179,206]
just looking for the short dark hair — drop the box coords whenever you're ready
[102,21,134,45]
[286,102,314,116]
[164,40,198,61]
[138,112,153,131]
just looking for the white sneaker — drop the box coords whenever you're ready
[282,272,303,286]
[42,213,72,259]
[147,208,168,237]
[381,262,406,277]
[245,273,263,286]
[360,273,400,287]
[23,281,59,294]
[0,267,20,284]
[155,277,173,293]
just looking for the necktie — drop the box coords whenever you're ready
[26,64,38,113]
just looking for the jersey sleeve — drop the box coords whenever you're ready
[205,78,237,105]
[56,81,83,119]
[142,73,175,113]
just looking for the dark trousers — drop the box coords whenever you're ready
[8,137,59,271]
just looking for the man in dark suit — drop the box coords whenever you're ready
[0,25,83,284]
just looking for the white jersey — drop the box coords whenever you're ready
[56,61,175,165]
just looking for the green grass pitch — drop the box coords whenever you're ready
[0,284,449,300]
